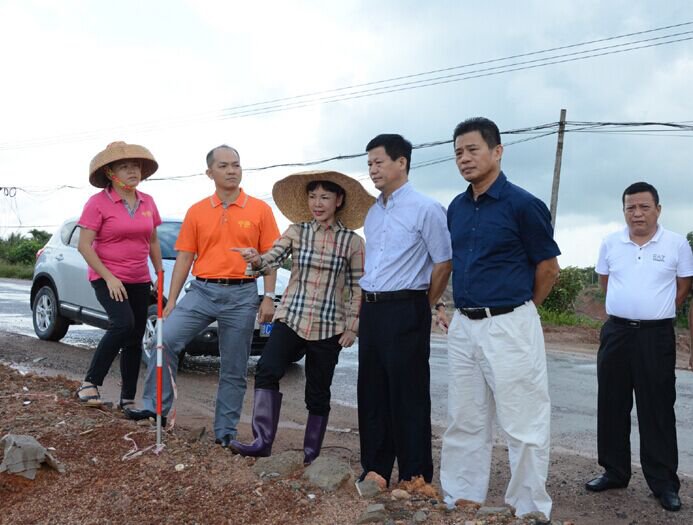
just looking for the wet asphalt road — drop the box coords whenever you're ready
[2,277,693,476]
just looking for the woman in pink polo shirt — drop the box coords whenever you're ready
[75,142,163,408]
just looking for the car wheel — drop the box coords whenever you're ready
[32,285,69,341]
[141,304,186,369]
[141,305,158,363]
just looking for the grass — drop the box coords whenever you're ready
[0,261,33,280]
[538,307,602,328]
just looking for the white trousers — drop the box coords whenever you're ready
[440,302,552,518]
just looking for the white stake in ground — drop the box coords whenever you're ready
[156,270,164,446]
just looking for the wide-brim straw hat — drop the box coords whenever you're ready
[88,141,158,188]
[272,170,375,230]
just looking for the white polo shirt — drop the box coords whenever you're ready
[596,225,693,320]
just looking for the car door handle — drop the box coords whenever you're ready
[55,254,64,261]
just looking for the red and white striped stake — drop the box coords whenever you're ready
[156,270,164,446]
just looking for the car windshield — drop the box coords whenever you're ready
[159,221,182,260]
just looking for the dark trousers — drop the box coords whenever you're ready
[85,279,150,400]
[358,295,432,484]
[597,318,679,495]
[255,321,342,416]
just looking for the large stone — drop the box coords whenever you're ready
[302,456,351,492]
[412,509,428,523]
[356,503,387,524]
[356,478,382,498]
[391,488,410,500]
[251,451,304,478]
[0,434,65,480]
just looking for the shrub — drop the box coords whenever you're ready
[542,266,586,313]
[538,307,602,328]
[6,240,43,265]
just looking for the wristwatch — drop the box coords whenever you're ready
[264,292,276,300]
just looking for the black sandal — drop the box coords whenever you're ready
[76,384,103,406]
[118,399,135,410]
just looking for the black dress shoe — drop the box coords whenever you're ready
[585,474,627,492]
[124,408,166,427]
[657,491,681,512]
[215,435,234,448]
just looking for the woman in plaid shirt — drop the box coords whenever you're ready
[230,170,373,464]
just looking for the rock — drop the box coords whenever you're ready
[356,503,387,524]
[476,506,514,518]
[521,510,551,524]
[252,451,304,478]
[184,427,206,443]
[455,498,481,510]
[412,510,428,523]
[391,488,410,500]
[0,434,65,479]
[302,456,351,492]
[364,470,388,490]
[356,478,382,498]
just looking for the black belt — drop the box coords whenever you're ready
[609,315,673,328]
[457,304,523,320]
[362,289,428,303]
[196,277,255,286]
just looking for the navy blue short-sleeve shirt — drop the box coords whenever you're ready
[447,172,561,308]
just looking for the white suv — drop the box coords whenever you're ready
[30,218,290,363]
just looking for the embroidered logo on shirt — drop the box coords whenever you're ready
[141,210,153,217]
[652,254,666,262]
[238,220,252,229]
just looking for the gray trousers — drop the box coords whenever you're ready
[142,280,259,440]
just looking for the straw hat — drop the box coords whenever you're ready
[88,141,158,188]
[272,170,375,229]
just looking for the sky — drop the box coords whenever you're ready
[0,0,692,267]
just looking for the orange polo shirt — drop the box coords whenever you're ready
[175,189,280,279]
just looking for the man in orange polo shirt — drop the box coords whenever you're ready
[126,145,280,447]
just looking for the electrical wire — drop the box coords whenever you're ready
[0,22,690,151]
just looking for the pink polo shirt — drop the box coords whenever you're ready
[78,186,162,283]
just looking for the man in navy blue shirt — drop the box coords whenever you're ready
[439,117,560,520]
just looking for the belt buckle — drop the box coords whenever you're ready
[627,320,640,328]
[365,292,377,303]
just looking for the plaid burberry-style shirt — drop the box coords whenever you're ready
[258,220,365,341]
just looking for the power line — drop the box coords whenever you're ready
[5,120,693,194]
[1,22,691,151]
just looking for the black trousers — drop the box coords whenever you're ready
[597,317,679,495]
[357,294,432,484]
[255,321,342,416]
[84,279,150,400]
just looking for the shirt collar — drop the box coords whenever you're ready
[104,185,141,203]
[210,188,248,208]
[620,224,663,245]
[463,171,507,201]
[376,181,412,208]
[310,219,346,232]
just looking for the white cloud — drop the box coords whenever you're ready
[1,0,692,269]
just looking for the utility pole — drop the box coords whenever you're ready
[549,108,567,228]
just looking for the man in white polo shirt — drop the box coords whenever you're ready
[585,182,693,512]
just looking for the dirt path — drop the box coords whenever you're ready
[2,331,693,523]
